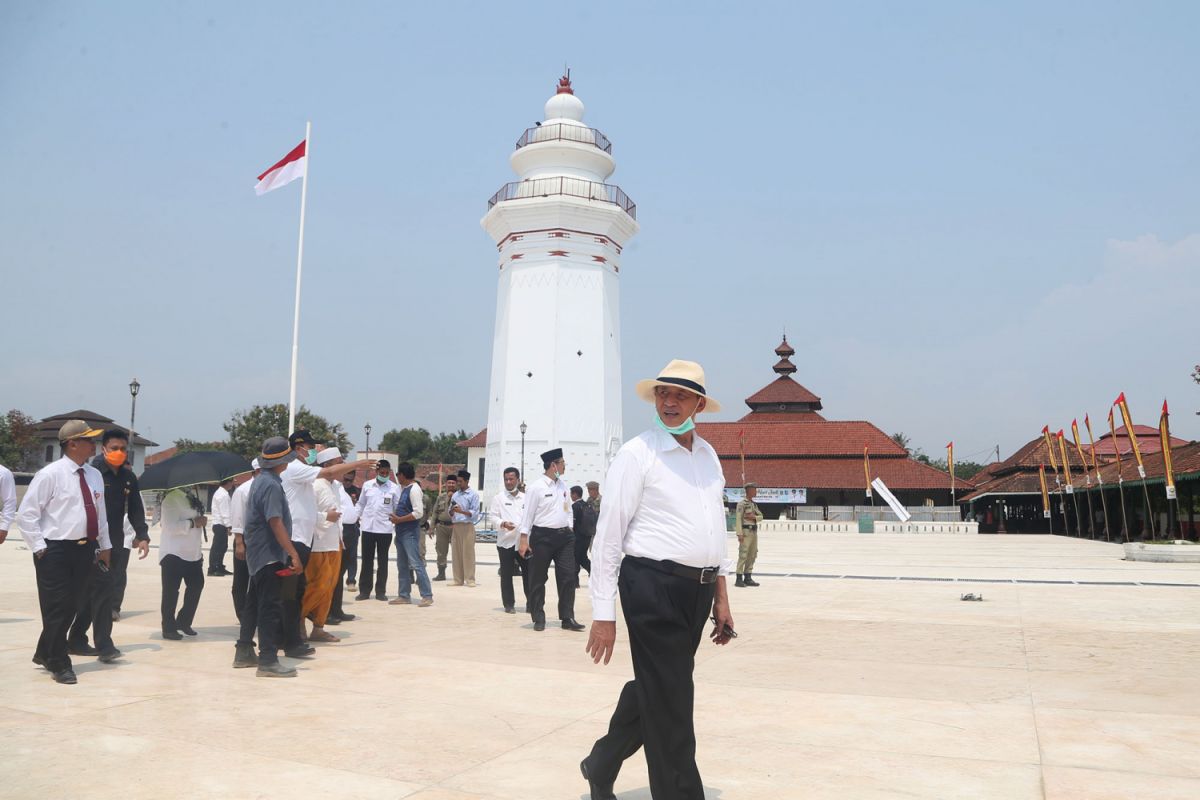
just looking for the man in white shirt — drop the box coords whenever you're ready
[208,478,234,576]
[280,431,371,656]
[17,420,112,684]
[581,360,736,800]
[354,459,403,600]
[489,466,527,614]
[229,460,260,623]
[158,487,207,640]
[302,448,347,641]
[517,449,584,632]
[325,471,358,624]
[0,461,16,545]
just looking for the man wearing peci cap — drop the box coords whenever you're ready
[234,437,304,677]
[517,449,585,632]
[16,420,113,684]
[735,482,763,587]
[582,360,736,800]
[354,459,403,600]
[449,469,480,587]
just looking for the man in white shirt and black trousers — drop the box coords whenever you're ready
[208,477,234,576]
[582,360,736,800]
[517,448,585,632]
[16,420,113,685]
[488,466,527,614]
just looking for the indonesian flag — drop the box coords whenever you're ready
[255,140,307,195]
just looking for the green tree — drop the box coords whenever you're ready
[0,409,38,470]
[890,432,912,453]
[379,427,433,462]
[428,429,471,464]
[928,458,987,480]
[222,404,352,459]
[173,438,227,454]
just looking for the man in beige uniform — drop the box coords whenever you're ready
[428,476,456,581]
[735,482,762,587]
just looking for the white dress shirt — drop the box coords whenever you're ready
[488,489,526,548]
[590,428,733,621]
[312,478,342,553]
[230,476,255,535]
[518,473,571,534]
[338,482,359,525]
[0,463,16,531]
[17,456,111,553]
[282,460,322,546]
[355,479,403,533]
[210,485,232,527]
[158,489,203,562]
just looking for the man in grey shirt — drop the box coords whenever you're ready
[234,437,303,677]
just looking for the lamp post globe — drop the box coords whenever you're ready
[128,378,140,468]
[364,423,372,459]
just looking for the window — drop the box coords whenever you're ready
[45,445,53,463]
[478,457,485,490]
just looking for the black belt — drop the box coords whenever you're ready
[625,555,719,584]
[531,525,570,534]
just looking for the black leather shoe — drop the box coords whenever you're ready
[354,593,370,601]
[68,642,98,656]
[97,649,122,664]
[504,606,515,614]
[284,645,316,659]
[375,593,388,601]
[162,630,183,641]
[32,654,46,669]
[180,625,198,636]
[580,758,616,800]
[533,620,546,631]
[561,619,586,632]
[336,612,355,621]
[52,668,78,685]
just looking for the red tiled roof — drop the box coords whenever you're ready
[697,420,906,457]
[458,429,487,448]
[992,436,1089,474]
[1092,425,1189,457]
[743,376,822,408]
[737,410,826,422]
[717,455,966,491]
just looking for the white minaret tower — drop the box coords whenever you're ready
[480,73,639,495]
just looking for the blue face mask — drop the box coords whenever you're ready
[305,449,318,465]
[654,411,695,436]
[376,474,388,484]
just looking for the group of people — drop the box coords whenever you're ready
[10,357,742,799]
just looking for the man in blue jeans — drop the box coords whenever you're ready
[388,462,434,607]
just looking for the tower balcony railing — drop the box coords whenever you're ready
[487,176,636,220]
[515,123,612,154]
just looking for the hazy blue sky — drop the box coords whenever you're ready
[3,1,1198,463]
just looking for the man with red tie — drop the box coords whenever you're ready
[17,420,113,685]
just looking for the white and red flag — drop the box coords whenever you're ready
[255,139,307,195]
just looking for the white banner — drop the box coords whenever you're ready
[871,477,912,523]
[724,487,807,504]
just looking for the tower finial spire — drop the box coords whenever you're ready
[557,69,574,95]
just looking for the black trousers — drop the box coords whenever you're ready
[329,556,346,618]
[575,532,593,578]
[280,541,310,649]
[160,554,205,634]
[527,526,577,624]
[232,550,250,622]
[34,539,97,673]
[497,545,530,610]
[209,524,229,573]
[111,545,133,613]
[358,531,391,596]
[238,565,284,664]
[588,557,716,800]
[341,523,359,583]
[68,544,125,654]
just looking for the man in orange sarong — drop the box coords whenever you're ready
[302,448,346,642]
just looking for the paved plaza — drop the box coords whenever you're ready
[2,531,1199,799]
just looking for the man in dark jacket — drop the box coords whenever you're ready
[571,485,597,587]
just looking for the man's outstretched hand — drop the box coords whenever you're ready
[586,620,616,665]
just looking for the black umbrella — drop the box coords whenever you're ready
[138,450,253,492]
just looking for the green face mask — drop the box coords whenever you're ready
[305,449,318,465]
[654,411,695,436]
[376,474,388,484]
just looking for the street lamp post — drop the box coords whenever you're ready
[364,423,372,460]
[128,378,140,469]
[519,421,527,491]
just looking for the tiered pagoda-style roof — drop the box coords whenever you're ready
[740,336,825,421]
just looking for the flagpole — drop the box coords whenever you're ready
[287,121,311,436]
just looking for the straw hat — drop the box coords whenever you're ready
[635,359,721,413]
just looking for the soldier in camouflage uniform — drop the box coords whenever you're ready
[735,483,762,587]
[586,480,602,518]
[428,476,456,582]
